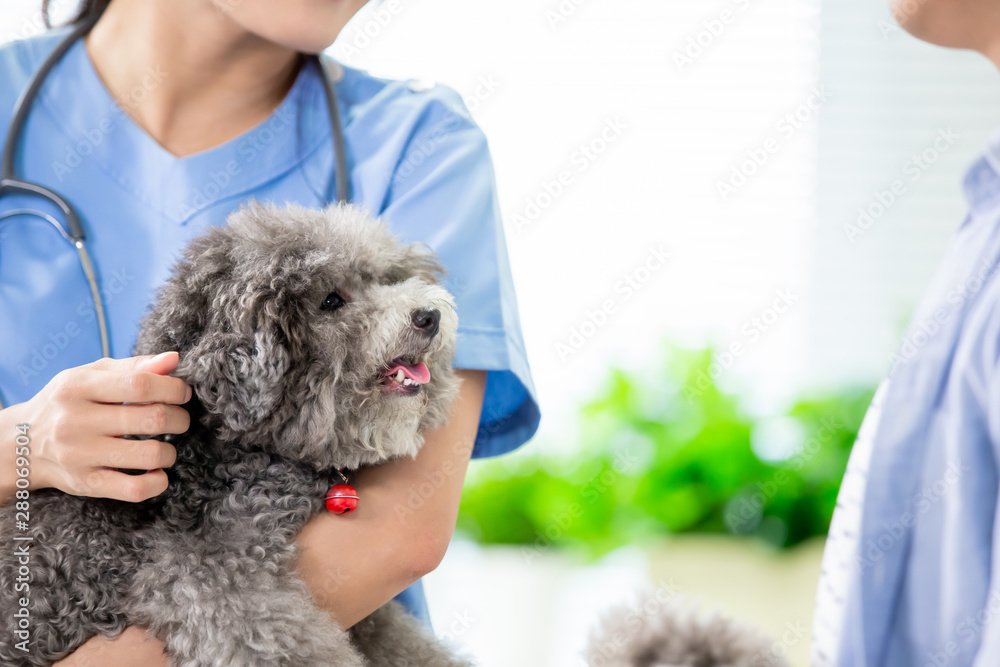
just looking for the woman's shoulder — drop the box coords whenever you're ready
[0,27,71,76]
[0,28,74,127]
[335,61,481,136]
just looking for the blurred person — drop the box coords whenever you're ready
[812,0,1000,664]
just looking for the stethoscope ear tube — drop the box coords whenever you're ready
[75,241,111,359]
[1,15,96,243]
[0,207,109,360]
[315,55,350,205]
[0,15,111,408]
[0,20,349,411]
[0,177,85,243]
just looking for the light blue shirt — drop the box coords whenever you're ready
[0,28,540,623]
[827,135,1000,665]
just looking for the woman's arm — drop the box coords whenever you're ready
[0,353,190,506]
[296,369,486,626]
[56,369,486,664]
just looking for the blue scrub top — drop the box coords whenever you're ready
[0,27,540,623]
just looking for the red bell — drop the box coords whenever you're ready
[325,484,359,514]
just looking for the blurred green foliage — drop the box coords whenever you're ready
[457,345,875,557]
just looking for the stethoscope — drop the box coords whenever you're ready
[0,17,350,409]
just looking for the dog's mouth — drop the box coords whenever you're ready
[380,356,430,396]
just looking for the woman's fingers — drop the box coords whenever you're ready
[90,351,179,374]
[21,355,192,501]
[57,435,177,475]
[78,353,192,405]
[74,467,170,503]
[90,402,191,437]
[69,368,192,406]
[93,437,178,472]
[133,351,181,375]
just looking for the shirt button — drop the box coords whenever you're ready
[407,79,436,93]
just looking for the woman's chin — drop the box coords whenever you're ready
[890,0,998,52]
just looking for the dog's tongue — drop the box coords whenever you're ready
[386,359,431,384]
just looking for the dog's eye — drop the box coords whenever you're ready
[320,292,346,312]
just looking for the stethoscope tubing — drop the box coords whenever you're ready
[0,18,350,409]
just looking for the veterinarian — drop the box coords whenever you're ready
[811,1,1000,665]
[0,0,539,663]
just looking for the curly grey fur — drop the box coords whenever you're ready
[586,592,790,667]
[0,202,468,666]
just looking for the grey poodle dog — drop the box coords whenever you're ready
[0,202,469,667]
[586,591,790,667]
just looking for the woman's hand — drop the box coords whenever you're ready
[52,627,168,667]
[0,352,191,505]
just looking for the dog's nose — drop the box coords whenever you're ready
[411,308,441,337]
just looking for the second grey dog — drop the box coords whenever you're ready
[585,591,790,667]
[0,202,468,666]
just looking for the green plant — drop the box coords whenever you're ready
[457,345,874,557]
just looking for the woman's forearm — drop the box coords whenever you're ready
[295,369,486,627]
[54,370,486,662]
[54,626,168,667]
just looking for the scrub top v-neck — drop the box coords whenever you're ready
[0,27,540,624]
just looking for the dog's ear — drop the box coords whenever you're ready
[179,326,291,439]
[135,227,296,440]
[134,228,232,358]
[386,242,445,285]
[169,284,298,440]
